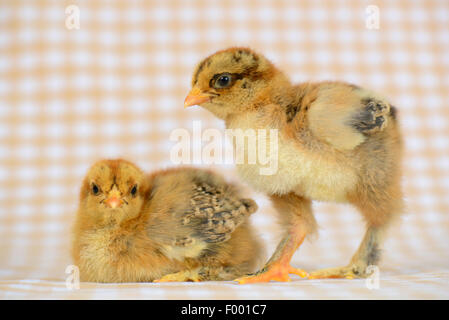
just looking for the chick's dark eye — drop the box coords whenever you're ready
[92,184,99,195]
[130,185,137,196]
[214,73,232,88]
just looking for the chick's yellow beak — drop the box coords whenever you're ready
[104,188,123,209]
[184,87,211,108]
[105,196,123,209]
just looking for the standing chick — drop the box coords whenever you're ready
[72,159,263,282]
[184,47,403,283]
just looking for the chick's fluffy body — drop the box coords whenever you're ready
[186,47,403,281]
[72,160,263,283]
[191,49,401,209]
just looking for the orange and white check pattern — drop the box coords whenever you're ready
[0,0,448,299]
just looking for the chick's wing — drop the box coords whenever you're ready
[302,83,392,150]
[146,169,257,252]
[181,181,257,243]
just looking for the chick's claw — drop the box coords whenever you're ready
[234,263,308,284]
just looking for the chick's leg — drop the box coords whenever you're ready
[309,225,385,279]
[154,266,241,282]
[153,268,202,282]
[235,231,308,284]
[235,194,315,284]
[309,191,401,279]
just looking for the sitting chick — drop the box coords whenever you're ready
[72,159,263,282]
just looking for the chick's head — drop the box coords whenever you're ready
[79,159,149,224]
[185,47,285,119]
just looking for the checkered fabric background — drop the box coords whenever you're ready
[1,0,448,299]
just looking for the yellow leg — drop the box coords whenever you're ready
[153,269,201,283]
[309,226,384,279]
[234,231,308,284]
[308,265,361,279]
[235,193,314,284]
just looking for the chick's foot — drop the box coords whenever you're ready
[309,264,371,279]
[234,262,308,284]
[153,269,201,283]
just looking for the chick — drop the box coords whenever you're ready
[184,47,403,283]
[72,159,263,283]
